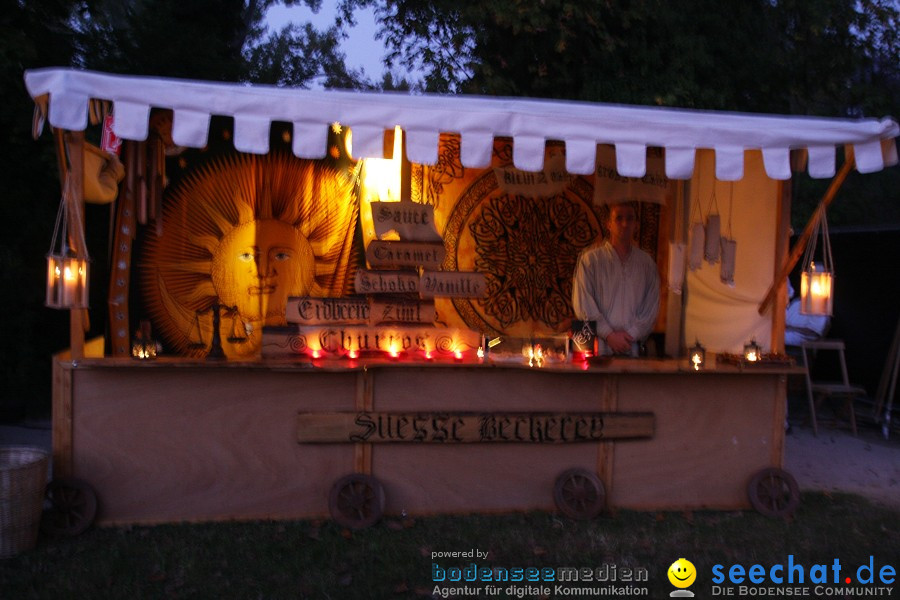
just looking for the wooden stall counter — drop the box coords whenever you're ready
[52,355,800,525]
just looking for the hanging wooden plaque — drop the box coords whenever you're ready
[297,411,655,444]
[366,240,446,269]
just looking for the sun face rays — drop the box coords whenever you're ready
[141,153,359,358]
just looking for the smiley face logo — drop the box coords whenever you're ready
[668,558,696,588]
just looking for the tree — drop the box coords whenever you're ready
[0,1,80,418]
[72,0,365,88]
[2,0,368,417]
[338,0,899,226]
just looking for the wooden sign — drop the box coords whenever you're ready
[370,299,435,324]
[494,154,574,198]
[371,200,442,242]
[420,271,487,298]
[297,411,655,443]
[593,145,669,206]
[366,240,446,269]
[286,297,369,325]
[262,325,481,357]
[355,270,419,294]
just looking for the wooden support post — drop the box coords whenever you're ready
[108,140,139,356]
[665,179,690,358]
[353,370,374,474]
[770,178,792,353]
[758,158,854,315]
[772,375,788,469]
[51,358,74,478]
[65,131,87,360]
[400,131,412,203]
[596,376,618,502]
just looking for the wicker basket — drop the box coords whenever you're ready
[0,446,49,558]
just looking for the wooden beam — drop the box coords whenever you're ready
[757,157,854,315]
[65,131,87,360]
[51,358,73,478]
[770,177,792,353]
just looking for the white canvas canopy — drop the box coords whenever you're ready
[25,68,898,181]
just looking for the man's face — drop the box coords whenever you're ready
[607,204,637,246]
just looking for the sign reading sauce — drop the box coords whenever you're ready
[297,412,655,443]
[371,200,442,242]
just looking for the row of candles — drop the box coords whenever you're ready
[688,338,762,370]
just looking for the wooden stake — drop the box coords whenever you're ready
[65,131,87,360]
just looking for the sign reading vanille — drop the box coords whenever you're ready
[297,411,655,443]
[420,271,487,298]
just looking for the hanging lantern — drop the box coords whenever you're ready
[688,340,706,371]
[800,206,834,316]
[743,339,761,363]
[46,178,90,309]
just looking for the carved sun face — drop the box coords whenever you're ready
[212,219,315,323]
[141,153,358,358]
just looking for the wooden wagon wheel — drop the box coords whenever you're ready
[553,468,606,520]
[41,478,98,536]
[328,474,385,529]
[747,468,800,518]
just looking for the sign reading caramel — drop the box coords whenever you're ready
[296,411,655,443]
[371,200,441,241]
[366,240,446,269]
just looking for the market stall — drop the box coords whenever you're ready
[24,68,898,529]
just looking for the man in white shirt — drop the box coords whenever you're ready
[572,202,660,356]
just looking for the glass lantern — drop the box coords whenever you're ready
[743,339,761,363]
[688,340,706,371]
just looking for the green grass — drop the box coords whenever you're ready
[2,492,898,599]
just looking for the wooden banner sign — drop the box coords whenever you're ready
[371,200,442,242]
[286,297,369,325]
[262,325,481,357]
[286,297,436,325]
[297,411,655,444]
[593,145,669,206]
[355,270,419,294]
[366,240,446,269]
[420,271,487,298]
[494,154,575,198]
[370,299,436,324]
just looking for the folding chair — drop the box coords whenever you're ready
[800,340,864,436]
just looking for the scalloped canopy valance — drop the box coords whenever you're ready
[25,68,898,181]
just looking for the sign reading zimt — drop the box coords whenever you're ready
[297,411,655,443]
